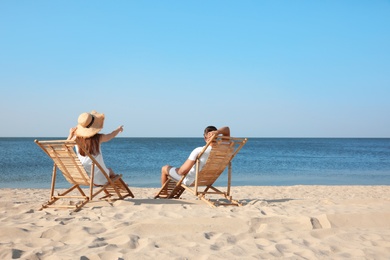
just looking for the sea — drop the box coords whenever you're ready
[0,138,389,189]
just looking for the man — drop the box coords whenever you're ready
[160,126,230,186]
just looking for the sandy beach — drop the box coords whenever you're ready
[1,185,390,259]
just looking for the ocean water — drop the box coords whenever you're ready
[0,138,389,189]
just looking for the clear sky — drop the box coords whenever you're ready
[1,1,389,138]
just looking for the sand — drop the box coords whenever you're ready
[1,185,390,259]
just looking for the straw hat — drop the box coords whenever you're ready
[75,110,105,138]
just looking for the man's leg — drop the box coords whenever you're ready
[161,165,172,186]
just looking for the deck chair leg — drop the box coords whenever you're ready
[40,184,87,210]
[99,175,134,200]
[107,176,123,199]
[155,177,186,199]
[40,197,60,210]
[197,186,242,207]
[198,194,217,208]
[73,199,90,212]
[168,184,186,199]
[50,164,57,199]
[227,162,232,196]
[40,165,59,210]
[114,175,134,199]
[154,179,171,199]
[118,178,134,198]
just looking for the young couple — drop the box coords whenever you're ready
[67,110,230,187]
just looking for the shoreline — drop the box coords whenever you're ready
[3,178,390,190]
[1,185,390,259]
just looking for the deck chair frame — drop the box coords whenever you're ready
[35,139,134,211]
[155,135,247,207]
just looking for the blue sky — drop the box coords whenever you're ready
[1,1,389,137]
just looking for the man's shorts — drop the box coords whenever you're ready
[169,167,182,181]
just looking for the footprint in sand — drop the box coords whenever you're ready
[88,237,108,248]
[12,249,24,259]
[310,217,323,229]
[204,232,215,240]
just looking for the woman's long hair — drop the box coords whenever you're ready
[76,134,101,156]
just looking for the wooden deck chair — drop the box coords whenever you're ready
[154,135,247,207]
[35,139,134,211]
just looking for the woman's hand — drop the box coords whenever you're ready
[67,127,77,140]
[101,125,124,143]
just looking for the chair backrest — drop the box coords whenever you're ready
[35,140,91,186]
[195,136,247,186]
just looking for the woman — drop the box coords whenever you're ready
[67,110,123,185]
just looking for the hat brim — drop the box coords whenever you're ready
[76,111,105,138]
[75,127,102,138]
